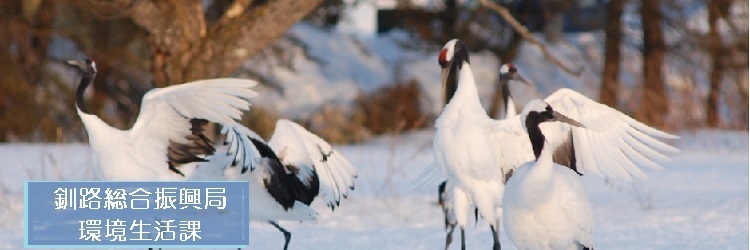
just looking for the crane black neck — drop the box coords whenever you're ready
[442,42,470,107]
[75,72,96,115]
[524,114,546,160]
[501,80,512,110]
[443,60,459,106]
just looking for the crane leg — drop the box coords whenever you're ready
[460,228,466,250]
[270,221,291,250]
[490,224,501,250]
[444,222,455,250]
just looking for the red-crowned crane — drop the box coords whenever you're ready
[70,59,258,181]
[438,62,529,249]
[69,59,356,250]
[432,39,678,250]
[503,99,592,250]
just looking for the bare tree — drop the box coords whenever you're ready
[478,0,582,118]
[540,0,573,43]
[638,0,669,128]
[479,0,582,77]
[0,0,63,141]
[599,0,624,108]
[705,0,733,127]
[75,0,325,86]
[0,0,325,141]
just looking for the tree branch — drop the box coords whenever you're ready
[141,0,204,86]
[182,0,325,82]
[74,0,135,19]
[217,0,253,25]
[478,0,582,77]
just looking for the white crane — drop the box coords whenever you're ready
[438,62,528,249]
[69,59,356,250]
[194,119,357,250]
[502,99,592,250]
[70,59,258,181]
[497,63,529,118]
[433,39,678,250]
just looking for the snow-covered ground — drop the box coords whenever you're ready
[1,129,747,249]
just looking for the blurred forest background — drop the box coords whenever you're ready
[0,0,747,143]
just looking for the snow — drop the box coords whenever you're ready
[240,12,744,130]
[239,22,623,121]
[1,130,747,249]
[337,0,378,36]
[243,22,506,118]
[242,23,397,118]
[10,4,750,247]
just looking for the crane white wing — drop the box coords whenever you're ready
[220,122,266,173]
[128,78,259,173]
[543,88,679,180]
[487,88,679,181]
[485,117,533,178]
[268,119,357,209]
[414,161,446,189]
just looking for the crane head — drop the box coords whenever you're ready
[521,99,584,134]
[498,63,529,85]
[438,39,471,106]
[67,59,97,75]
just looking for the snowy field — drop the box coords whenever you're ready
[0,129,747,249]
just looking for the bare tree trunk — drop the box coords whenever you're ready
[638,0,669,128]
[0,0,55,141]
[62,0,324,142]
[599,0,624,108]
[79,0,324,86]
[19,0,56,85]
[181,0,325,83]
[706,1,731,127]
[541,0,571,44]
[441,0,457,40]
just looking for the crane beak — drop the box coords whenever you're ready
[440,40,470,106]
[440,55,457,105]
[512,73,531,85]
[67,60,84,68]
[553,111,585,128]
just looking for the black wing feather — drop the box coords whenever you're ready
[249,137,320,210]
[166,119,215,177]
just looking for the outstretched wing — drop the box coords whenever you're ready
[128,78,259,175]
[268,119,358,210]
[414,161,446,189]
[542,88,679,181]
[485,116,533,180]
[220,122,267,174]
[486,88,679,181]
